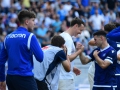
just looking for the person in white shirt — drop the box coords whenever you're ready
[89,9,104,33]
[58,17,85,90]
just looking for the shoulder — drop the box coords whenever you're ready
[107,47,117,56]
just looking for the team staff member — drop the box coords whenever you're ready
[0,9,43,90]
[33,35,71,90]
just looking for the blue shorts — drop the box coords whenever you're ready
[116,76,120,90]
[93,87,116,90]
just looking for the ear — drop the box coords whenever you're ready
[25,19,29,25]
[75,24,78,27]
[61,44,64,48]
[101,36,104,40]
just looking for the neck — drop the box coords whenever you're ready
[101,41,109,49]
[65,27,74,36]
[20,24,28,30]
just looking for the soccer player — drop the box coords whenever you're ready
[33,35,71,90]
[89,23,120,90]
[80,30,117,90]
[0,9,43,90]
[58,17,85,90]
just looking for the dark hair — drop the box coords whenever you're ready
[70,17,85,27]
[51,35,65,47]
[113,22,120,27]
[93,30,107,38]
[18,9,36,24]
[104,23,116,32]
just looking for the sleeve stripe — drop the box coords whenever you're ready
[27,33,33,50]
[4,37,7,49]
[105,59,113,64]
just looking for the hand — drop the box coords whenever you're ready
[73,67,81,76]
[0,81,6,90]
[62,45,67,55]
[93,50,100,57]
[76,43,84,52]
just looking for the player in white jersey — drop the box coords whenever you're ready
[58,17,85,90]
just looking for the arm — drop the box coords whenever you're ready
[73,67,81,76]
[117,50,120,61]
[69,49,83,62]
[78,44,91,64]
[30,35,43,62]
[64,39,82,62]
[0,43,8,82]
[76,43,91,64]
[0,81,6,90]
[93,50,115,69]
[61,45,71,72]
[62,55,71,72]
[107,26,120,42]
[79,53,91,64]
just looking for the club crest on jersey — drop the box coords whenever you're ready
[112,50,115,53]
[102,54,106,57]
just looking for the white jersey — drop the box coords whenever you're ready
[60,32,76,79]
[33,45,66,90]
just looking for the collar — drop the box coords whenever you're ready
[17,27,28,31]
[100,44,110,52]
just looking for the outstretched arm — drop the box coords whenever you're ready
[78,44,91,64]
[107,26,120,42]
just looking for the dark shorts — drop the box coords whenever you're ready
[35,79,49,90]
[116,76,120,90]
[93,87,117,90]
[6,75,38,90]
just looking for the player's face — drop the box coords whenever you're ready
[27,18,35,32]
[74,24,84,36]
[94,35,102,47]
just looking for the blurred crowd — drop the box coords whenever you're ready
[0,0,120,55]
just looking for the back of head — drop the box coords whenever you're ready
[112,22,120,27]
[51,35,65,47]
[70,17,85,27]
[18,9,36,24]
[93,30,107,38]
[104,23,116,33]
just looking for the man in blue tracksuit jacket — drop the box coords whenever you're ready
[0,10,43,90]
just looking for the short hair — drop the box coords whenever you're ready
[93,30,107,38]
[112,22,120,27]
[104,23,116,32]
[51,35,65,47]
[70,17,85,27]
[18,9,36,24]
